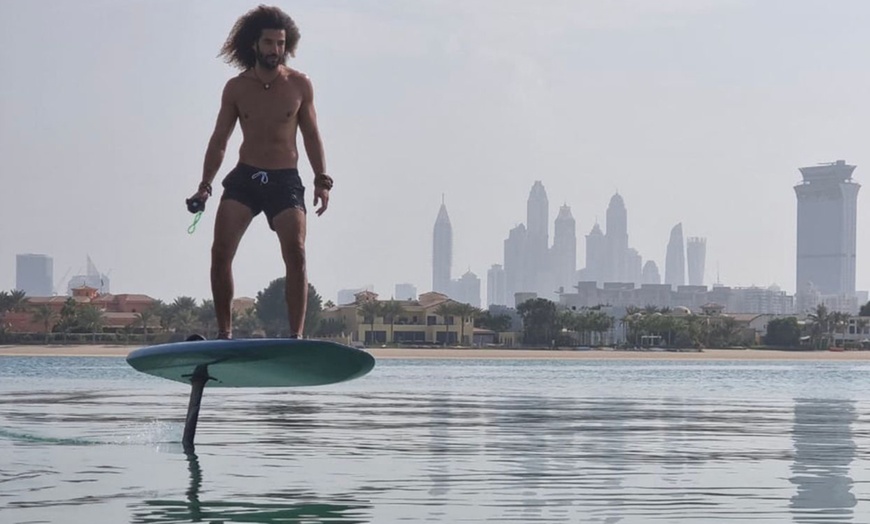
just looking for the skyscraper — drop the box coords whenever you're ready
[642,260,662,285]
[665,223,686,289]
[526,181,549,295]
[605,193,628,282]
[395,283,417,301]
[432,198,453,295]
[686,237,706,286]
[794,160,860,296]
[552,204,577,293]
[584,222,606,285]
[487,264,507,307]
[15,254,53,296]
[504,224,527,306]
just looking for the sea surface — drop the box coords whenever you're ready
[2,355,870,523]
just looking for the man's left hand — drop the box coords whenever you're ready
[313,186,330,216]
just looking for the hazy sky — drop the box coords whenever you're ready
[3,0,870,304]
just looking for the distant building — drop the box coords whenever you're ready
[686,237,706,286]
[794,160,860,297]
[338,286,372,306]
[665,223,686,289]
[16,254,53,296]
[551,204,577,294]
[67,256,110,295]
[394,283,417,301]
[432,198,453,295]
[642,261,661,285]
[487,264,507,307]
[504,224,527,306]
[452,270,481,307]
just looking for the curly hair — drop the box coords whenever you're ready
[219,5,301,70]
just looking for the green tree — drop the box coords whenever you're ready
[379,300,405,344]
[256,278,323,337]
[31,304,57,343]
[453,303,480,345]
[764,317,800,347]
[516,298,559,346]
[475,310,513,344]
[75,304,105,341]
[434,302,458,345]
[808,304,831,349]
[357,300,383,344]
[860,301,870,317]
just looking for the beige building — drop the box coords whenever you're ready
[321,290,477,346]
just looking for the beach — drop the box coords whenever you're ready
[2,344,870,360]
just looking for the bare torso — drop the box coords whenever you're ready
[229,66,307,170]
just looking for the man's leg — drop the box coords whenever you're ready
[211,199,254,338]
[271,208,307,336]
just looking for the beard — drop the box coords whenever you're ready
[255,48,282,70]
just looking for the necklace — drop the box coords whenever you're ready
[253,68,280,90]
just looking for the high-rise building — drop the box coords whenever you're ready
[453,270,481,307]
[395,283,417,301]
[15,254,53,296]
[605,193,628,282]
[794,160,860,296]
[487,264,507,307]
[584,223,606,285]
[432,198,453,295]
[642,261,661,285]
[526,181,549,295]
[665,223,686,289]
[504,224,527,306]
[551,204,577,293]
[686,237,706,286]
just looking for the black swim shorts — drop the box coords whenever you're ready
[220,163,307,230]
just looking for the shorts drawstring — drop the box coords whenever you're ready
[251,171,269,184]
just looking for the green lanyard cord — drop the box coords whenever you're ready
[188,211,203,234]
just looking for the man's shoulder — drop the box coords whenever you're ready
[283,67,312,84]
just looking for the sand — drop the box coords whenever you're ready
[1,344,870,360]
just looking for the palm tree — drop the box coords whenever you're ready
[31,304,57,343]
[453,303,481,346]
[434,302,458,345]
[76,304,105,342]
[357,300,383,345]
[379,300,405,344]
[8,290,28,312]
[136,308,155,342]
[808,304,831,349]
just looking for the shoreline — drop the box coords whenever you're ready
[2,344,870,361]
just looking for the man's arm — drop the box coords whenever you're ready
[298,75,331,215]
[200,81,239,192]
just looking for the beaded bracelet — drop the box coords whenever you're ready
[198,181,213,196]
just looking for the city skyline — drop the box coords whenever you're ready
[5,2,870,305]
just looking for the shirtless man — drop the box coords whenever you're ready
[188,6,332,339]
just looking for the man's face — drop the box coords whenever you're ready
[254,29,286,70]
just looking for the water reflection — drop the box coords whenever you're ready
[129,452,372,523]
[790,398,857,523]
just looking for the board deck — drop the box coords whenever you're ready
[126,338,375,387]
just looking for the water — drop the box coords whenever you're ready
[2,356,870,523]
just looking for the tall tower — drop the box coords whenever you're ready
[642,260,662,285]
[432,197,453,295]
[794,160,860,296]
[15,254,53,296]
[665,223,686,289]
[504,224,527,306]
[552,204,577,293]
[487,264,507,306]
[526,181,549,295]
[584,223,606,285]
[686,237,707,286]
[605,193,629,282]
